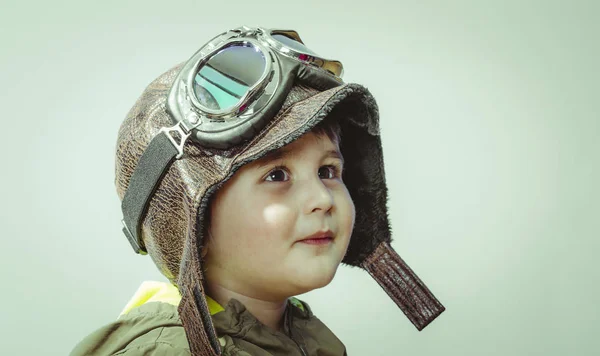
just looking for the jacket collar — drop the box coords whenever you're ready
[212,297,345,355]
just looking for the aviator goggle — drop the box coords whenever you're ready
[121,26,345,254]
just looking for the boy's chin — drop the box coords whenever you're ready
[287,263,340,294]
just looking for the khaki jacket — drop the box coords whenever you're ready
[70,282,346,355]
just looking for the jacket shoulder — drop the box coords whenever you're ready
[70,302,190,356]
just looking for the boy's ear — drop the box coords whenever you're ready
[200,230,211,260]
[200,225,215,260]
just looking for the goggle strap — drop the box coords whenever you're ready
[121,132,179,254]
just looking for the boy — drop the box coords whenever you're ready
[71,26,444,355]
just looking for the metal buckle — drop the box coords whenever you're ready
[159,120,194,159]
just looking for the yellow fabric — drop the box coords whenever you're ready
[206,294,226,315]
[119,281,225,317]
[289,297,305,312]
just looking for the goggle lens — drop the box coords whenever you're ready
[193,43,266,111]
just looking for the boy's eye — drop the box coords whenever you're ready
[265,167,290,182]
[318,165,338,179]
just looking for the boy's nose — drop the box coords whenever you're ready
[302,177,334,215]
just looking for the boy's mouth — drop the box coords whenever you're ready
[298,230,334,245]
[300,237,333,245]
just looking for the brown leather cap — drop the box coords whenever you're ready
[115,63,445,355]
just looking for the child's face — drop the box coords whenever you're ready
[204,130,355,300]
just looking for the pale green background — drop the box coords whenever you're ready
[1,0,598,355]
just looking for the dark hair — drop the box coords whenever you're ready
[311,117,342,145]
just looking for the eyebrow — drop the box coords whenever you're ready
[324,149,345,166]
[255,148,344,170]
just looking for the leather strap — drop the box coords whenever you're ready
[121,132,178,254]
[361,241,445,330]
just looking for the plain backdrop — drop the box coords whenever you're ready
[1,0,598,355]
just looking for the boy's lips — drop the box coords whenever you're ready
[298,229,334,244]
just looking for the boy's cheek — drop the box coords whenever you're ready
[260,204,294,228]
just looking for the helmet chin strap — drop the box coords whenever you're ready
[361,241,446,331]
